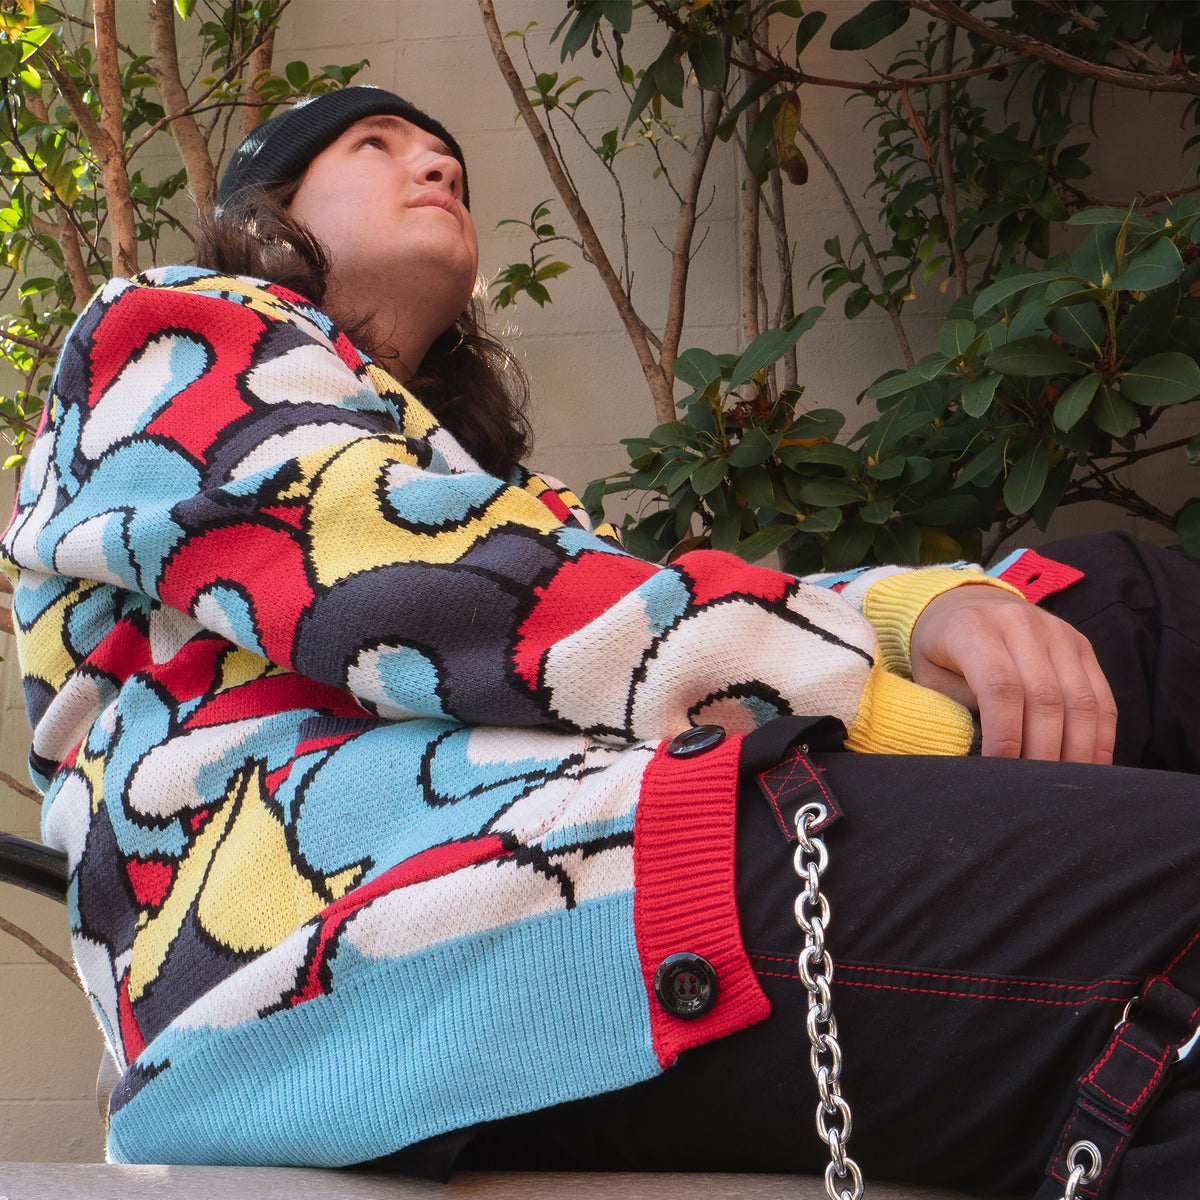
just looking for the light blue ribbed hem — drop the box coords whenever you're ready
[108,890,657,1166]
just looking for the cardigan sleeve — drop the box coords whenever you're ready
[2,271,985,751]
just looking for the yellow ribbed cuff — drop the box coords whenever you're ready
[862,567,1023,677]
[844,660,976,756]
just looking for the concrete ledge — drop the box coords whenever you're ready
[1,1164,1007,1200]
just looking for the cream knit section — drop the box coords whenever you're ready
[862,567,1023,678]
[845,660,975,755]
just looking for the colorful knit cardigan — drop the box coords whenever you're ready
[0,268,1075,1166]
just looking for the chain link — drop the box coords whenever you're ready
[794,798,865,1200]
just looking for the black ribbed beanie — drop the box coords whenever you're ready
[216,86,468,212]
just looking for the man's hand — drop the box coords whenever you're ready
[910,585,1117,763]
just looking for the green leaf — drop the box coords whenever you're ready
[1032,456,1075,532]
[687,34,726,91]
[654,51,686,108]
[1188,433,1200,466]
[691,457,728,495]
[786,409,846,441]
[1053,373,1101,432]
[861,404,933,458]
[779,441,862,470]
[623,52,665,134]
[734,523,796,564]
[796,508,842,534]
[960,374,1001,417]
[734,465,781,512]
[1071,224,1120,286]
[972,267,1057,316]
[829,0,909,50]
[1067,207,1133,227]
[953,436,1010,490]
[864,366,926,402]
[1092,386,1136,437]
[0,43,21,76]
[860,498,893,525]
[986,338,1083,378]
[937,318,979,360]
[872,522,921,565]
[867,456,905,480]
[728,307,822,389]
[727,425,781,467]
[1110,236,1184,291]
[822,519,874,570]
[795,478,868,507]
[672,347,723,390]
[1003,442,1050,515]
[284,60,310,89]
[1045,297,1105,352]
[1116,285,1180,361]
[1175,498,1200,556]
[794,10,827,55]
[649,421,698,448]
[904,494,979,526]
[1121,352,1200,407]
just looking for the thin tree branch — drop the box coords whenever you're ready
[0,913,80,987]
[478,0,674,422]
[768,168,797,387]
[23,91,92,305]
[661,88,724,383]
[739,25,761,357]
[92,0,138,276]
[0,81,103,265]
[798,125,915,369]
[911,0,1200,94]
[0,769,40,805]
[0,329,57,355]
[148,0,218,210]
[126,1,291,162]
[239,18,277,139]
[939,28,970,296]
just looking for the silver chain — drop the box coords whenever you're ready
[794,798,865,1200]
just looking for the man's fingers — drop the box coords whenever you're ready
[964,638,1060,758]
[912,587,1119,763]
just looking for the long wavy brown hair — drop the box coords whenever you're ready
[193,179,532,478]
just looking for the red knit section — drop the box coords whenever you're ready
[998,548,1084,605]
[633,733,770,1068]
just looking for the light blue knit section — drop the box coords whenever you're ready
[107,892,657,1166]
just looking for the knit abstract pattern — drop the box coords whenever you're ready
[0,268,1040,1167]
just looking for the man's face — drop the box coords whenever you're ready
[290,114,479,334]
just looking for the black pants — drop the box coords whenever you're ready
[450,534,1200,1196]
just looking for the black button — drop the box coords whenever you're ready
[667,725,726,758]
[653,953,719,1019]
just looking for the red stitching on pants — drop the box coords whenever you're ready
[758,750,836,834]
[750,954,1137,994]
[753,970,1132,1007]
[1161,921,1200,975]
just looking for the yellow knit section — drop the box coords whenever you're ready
[863,567,1023,677]
[845,660,976,756]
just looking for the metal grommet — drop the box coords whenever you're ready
[1062,1140,1103,1200]
[666,724,725,758]
[1067,1141,1102,1183]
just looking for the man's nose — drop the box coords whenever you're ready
[415,151,464,201]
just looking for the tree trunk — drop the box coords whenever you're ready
[149,0,218,211]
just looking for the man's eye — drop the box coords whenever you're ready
[360,136,386,150]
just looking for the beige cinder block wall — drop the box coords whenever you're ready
[1,0,1195,1164]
